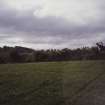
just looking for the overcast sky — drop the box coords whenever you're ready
[0,0,105,49]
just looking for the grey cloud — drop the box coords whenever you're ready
[0,5,104,36]
[0,1,105,48]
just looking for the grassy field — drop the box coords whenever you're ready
[0,61,105,105]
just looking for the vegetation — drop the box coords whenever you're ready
[0,61,105,105]
[0,42,105,63]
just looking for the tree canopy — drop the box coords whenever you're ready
[0,43,105,63]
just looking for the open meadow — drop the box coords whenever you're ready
[0,61,105,105]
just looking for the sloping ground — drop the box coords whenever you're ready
[71,73,105,105]
[63,61,105,105]
[0,61,105,105]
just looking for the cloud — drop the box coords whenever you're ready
[0,0,105,49]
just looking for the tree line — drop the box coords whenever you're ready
[0,42,105,63]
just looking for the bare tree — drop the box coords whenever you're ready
[96,42,105,52]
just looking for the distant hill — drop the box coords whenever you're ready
[0,43,105,63]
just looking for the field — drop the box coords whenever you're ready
[0,61,105,105]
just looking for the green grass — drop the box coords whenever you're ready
[0,61,105,105]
